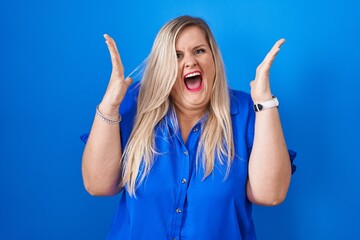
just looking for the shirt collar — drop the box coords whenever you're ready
[165,92,239,128]
[164,103,208,132]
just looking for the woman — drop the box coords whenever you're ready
[82,15,296,240]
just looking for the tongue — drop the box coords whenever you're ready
[185,76,202,90]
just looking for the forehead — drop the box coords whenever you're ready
[175,25,208,49]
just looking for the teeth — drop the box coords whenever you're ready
[185,72,201,78]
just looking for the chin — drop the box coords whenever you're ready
[184,89,211,107]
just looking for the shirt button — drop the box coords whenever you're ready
[181,178,187,184]
[176,208,182,213]
[183,151,188,155]
[193,127,198,132]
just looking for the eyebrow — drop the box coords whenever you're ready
[193,44,208,49]
[176,44,209,52]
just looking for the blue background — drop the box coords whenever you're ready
[1,0,359,239]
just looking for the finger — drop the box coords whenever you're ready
[250,80,255,88]
[273,38,286,49]
[259,38,286,72]
[104,34,123,68]
[104,34,124,75]
[265,38,285,62]
[105,34,120,54]
[124,76,134,87]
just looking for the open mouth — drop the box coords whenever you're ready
[183,71,203,92]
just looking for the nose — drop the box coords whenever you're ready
[185,56,197,68]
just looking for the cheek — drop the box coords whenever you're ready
[170,76,183,97]
[175,67,183,86]
[205,63,216,85]
[175,75,183,89]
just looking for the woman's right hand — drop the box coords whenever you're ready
[99,34,133,116]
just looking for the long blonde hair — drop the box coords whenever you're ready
[122,16,234,196]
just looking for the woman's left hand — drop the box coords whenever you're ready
[250,39,285,103]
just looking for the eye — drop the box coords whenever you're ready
[176,52,183,59]
[194,48,206,55]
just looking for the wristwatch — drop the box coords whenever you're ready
[253,96,279,112]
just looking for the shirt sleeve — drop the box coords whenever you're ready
[79,82,140,148]
[119,83,139,149]
[80,133,89,144]
[246,96,255,157]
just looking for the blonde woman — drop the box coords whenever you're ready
[81,15,296,240]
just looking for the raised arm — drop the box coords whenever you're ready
[82,34,133,196]
[246,39,292,205]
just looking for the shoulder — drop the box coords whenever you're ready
[120,82,140,114]
[229,88,253,115]
[126,82,141,101]
[120,82,140,128]
[119,82,140,147]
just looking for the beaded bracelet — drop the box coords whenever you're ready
[96,105,122,124]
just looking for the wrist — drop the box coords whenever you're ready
[252,92,273,104]
[96,104,122,124]
[253,96,279,112]
[98,101,120,117]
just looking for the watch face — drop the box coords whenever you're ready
[254,104,263,112]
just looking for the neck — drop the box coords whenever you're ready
[172,102,208,143]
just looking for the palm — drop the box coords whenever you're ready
[250,39,285,103]
[102,34,133,109]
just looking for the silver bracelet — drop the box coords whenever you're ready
[96,105,122,124]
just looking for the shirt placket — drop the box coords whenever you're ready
[170,123,201,240]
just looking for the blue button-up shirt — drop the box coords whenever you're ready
[81,83,296,240]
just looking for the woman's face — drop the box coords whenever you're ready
[170,26,215,113]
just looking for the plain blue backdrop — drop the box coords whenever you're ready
[1,0,359,239]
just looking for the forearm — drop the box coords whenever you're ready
[81,34,133,196]
[82,103,123,196]
[247,108,291,205]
